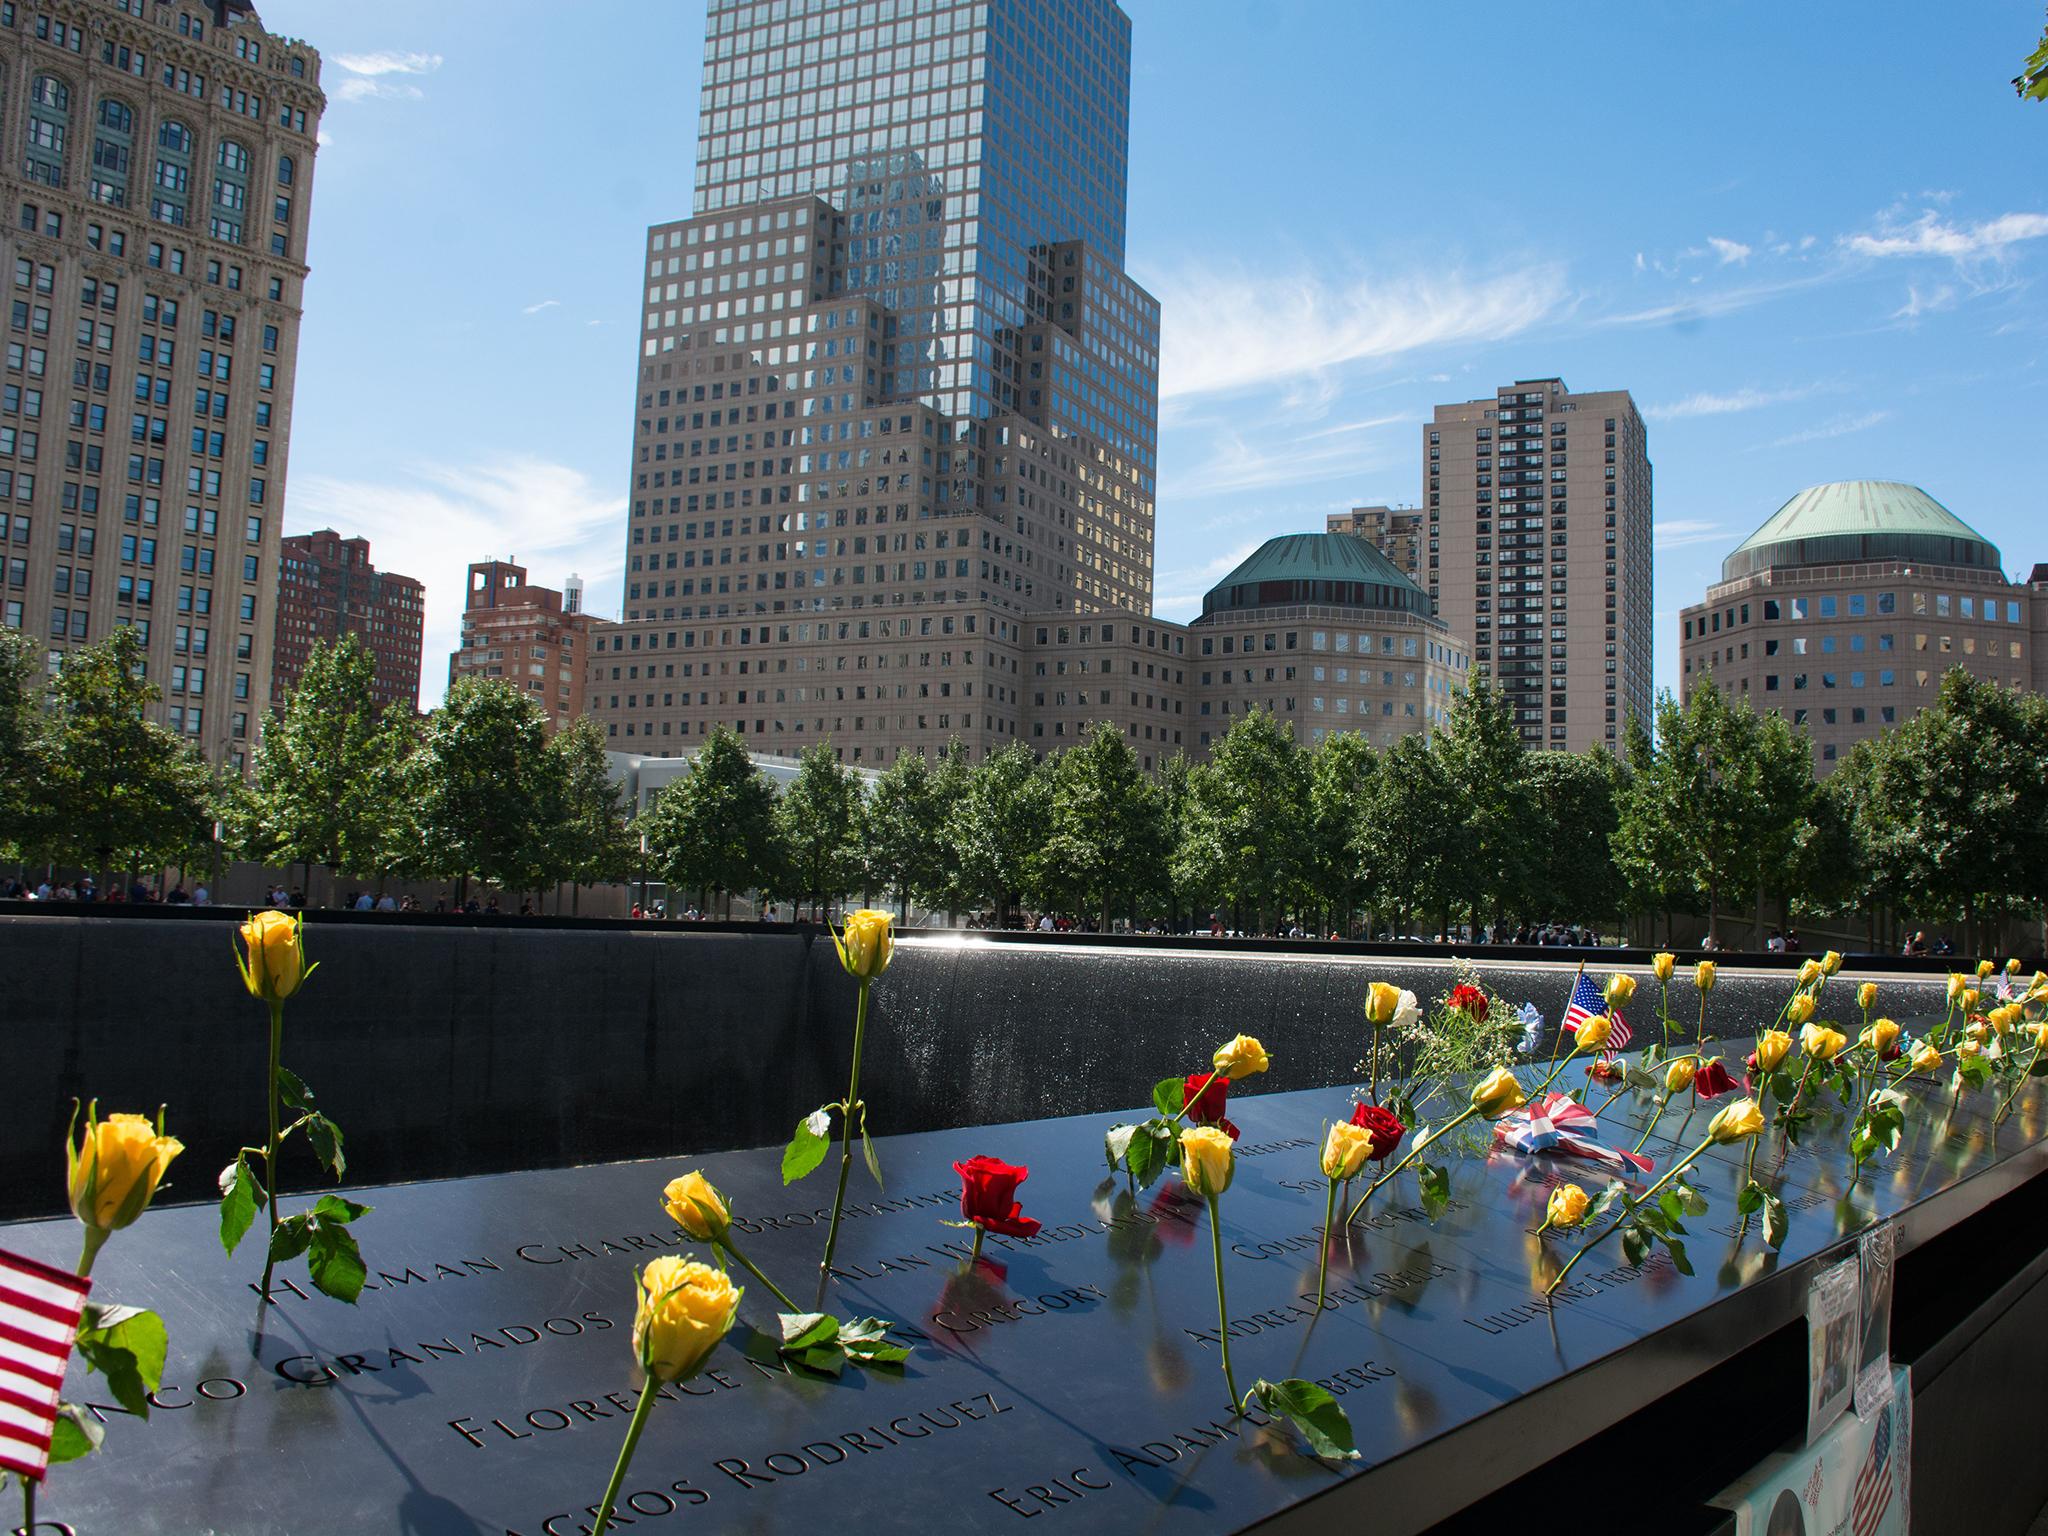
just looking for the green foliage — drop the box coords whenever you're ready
[538,716,636,896]
[947,740,1051,920]
[637,725,781,910]
[1355,732,1454,935]
[864,748,954,914]
[782,1109,832,1184]
[2019,10,2048,100]
[1522,749,1623,925]
[1305,732,1376,931]
[1432,677,1534,934]
[1040,722,1168,925]
[0,625,49,857]
[218,1151,264,1254]
[1174,710,1310,928]
[774,741,866,916]
[775,1311,910,1374]
[1249,1377,1359,1461]
[407,675,555,894]
[74,1303,168,1419]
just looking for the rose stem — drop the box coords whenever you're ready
[1206,1193,1240,1408]
[1315,1177,1337,1309]
[1346,1104,1478,1224]
[720,1236,801,1314]
[591,1380,660,1535]
[1545,1140,1711,1297]
[260,997,284,1297]
[817,976,871,1294]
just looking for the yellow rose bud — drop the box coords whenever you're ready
[1320,1122,1374,1182]
[66,1103,183,1233]
[1754,1030,1793,1073]
[1990,1004,2021,1036]
[1576,1014,1614,1051]
[1977,959,1996,980]
[1652,953,1675,983]
[2028,1021,2048,1049]
[1947,973,1968,1003]
[1471,1067,1527,1118]
[1785,994,1816,1026]
[1212,1033,1270,1082]
[833,908,896,981]
[1797,959,1822,989]
[1966,1021,1990,1045]
[1822,951,1844,977]
[1694,961,1717,993]
[1365,980,1402,1026]
[1665,1057,1697,1094]
[662,1172,730,1242]
[1546,1184,1589,1228]
[1603,974,1636,1009]
[1963,988,1980,1013]
[1708,1097,1766,1144]
[236,909,308,1004]
[632,1256,740,1384]
[1860,1019,1900,1057]
[1960,1038,1984,1061]
[1910,1042,1942,1073]
[1857,982,1878,1012]
[1800,1022,1846,1062]
[1180,1125,1236,1198]
[2007,958,2023,975]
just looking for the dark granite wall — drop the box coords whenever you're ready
[1,915,1951,1219]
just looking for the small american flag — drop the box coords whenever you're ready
[1562,972,1632,1049]
[0,1247,92,1481]
[1852,1402,1894,1536]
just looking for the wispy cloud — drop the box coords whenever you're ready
[1146,260,1567,400]
[1653,518,1729,550]
[1842,209,2048,263]
[1603,273,1834,328]
[1891,283,1957,320]
[1160,413,1407,502]
[1644,383,1823,421]
[332,50,443,103]
[1707,237,1752,265]
[522,299,562,316]
[285,456,622,708]
[1769,410,1890,448]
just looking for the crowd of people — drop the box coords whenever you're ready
[3,876,211,905]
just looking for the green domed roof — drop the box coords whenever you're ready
[1723,481,1999,580]
[1201,533,1428,620]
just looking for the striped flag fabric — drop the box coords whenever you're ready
[0,1248,92,1481]
[1852,1401,1894,1536]
[1562,971,1632,1049]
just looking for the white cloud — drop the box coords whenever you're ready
[332,50,442,104]
[1145,260,1567,400]
[1603,273,1831,328]
[1707,237,1752,265]
[1153,541,1264,618]
[336,77,424,103]
[521,299,562,316]
[1653,518,1728,550]
[1891,283,1956,320]
[284,456,623,709]
[1160,414,1406,501]
[1842,209,2048,262]
[1644,383,1822,420]
[1769,410,1890,448]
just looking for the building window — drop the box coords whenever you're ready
[26,76,71,189]
[152,120,192,227]
[210,140,250,245]
[89,97,135,207]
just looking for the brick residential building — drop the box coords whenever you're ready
[1326,503,1426,586]
[448,558,591,733]
[270,528,422,712]
[0,0,324,771]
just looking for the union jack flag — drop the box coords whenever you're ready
[0,1247,92,1480]
[1562,972,1632,1049]
[1852,1401,1895,1536]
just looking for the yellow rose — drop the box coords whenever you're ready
[1754,1030,1793,1073]
[662,1172,730,1242]
[236,909,308,1004]
[1665,1057,1697,1094]
[1857,982,1878,1012]
[1546,1184,1589,1228]
[1977,959,1996,980]
[1180,1125,1235,1198]
[2029,1022,2048,1050]
[833,909,896,981]
[1604,974,1636,1009]
[1822,951,1844,977]
[1800,1022,1846,1062]
[1785,994,1816,1027]
[1966,1021,1990,1045]
[1212,1034,1270,1082]
[1859,1019,1900,1057]
[1708,1098,1766,1144]
[1320,1122,1374,1181]
[1471,1067,1527,1118]
[1963,988,1980,1013]
[1575,1014,1615,1050]
[1365,980,1402,1026]
[1796,959,1822,989]
[67,1103,182,1232]
[1652,953,1675,983]
[1990,1004,2022,1036]
[1959,1038,1984,1060]
[1910,1042,1942,1073]
[1694,961,1717,993]
[632,1257,740,1384]
[1947,973,1969,1003]
[2007,958,2022,975]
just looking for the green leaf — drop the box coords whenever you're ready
[1737,1181,1764,1216]
[837,1316,893,1346]
[1665,1236,1693,1276]
[305,1114,346,1181]
[798,1346,846,1376]
[1104,1123,1137,1171]
[1762,1192,1789,1251]
[778,1313,841,1352]
[307,1220,368,1303]
[1622,1224,1650,1267]
[1152,1076,1187,1120]
[217,1152,263,1256]
[860,1123,884,1191]
[1624,1066,1662,1093]
[1251,1377,1360,1461]
[1416,1161,1450,1222]
[311,1194,371,1225]
[47,1403,103,1464]
[276,1066,315,1115]
[268,1213,313,1263]
[74,1306,168,1420]
[845,1341,911,1367]
[1658,1190,1686,1224]
[782,1110,833,1185]
[1676,1178,1709,1218]
[1591,1180,1627,1220]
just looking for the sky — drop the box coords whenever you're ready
[254,0,2048,708]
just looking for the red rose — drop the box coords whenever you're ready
[1588,1058,1625,1084]
[1692,1059,1738,1100]
[1448,983,1490,1021]
[1742,1050,1760,1092]
[953,1155,1042,1239]
[1348,1101,1407,1161]
[1184,1072,1241,1141]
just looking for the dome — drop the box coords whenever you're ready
[1200,533,1429,621]
[1721,481,2000,582]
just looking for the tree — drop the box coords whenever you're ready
[1522,749,1622,928]
[539,716,635,912]
[864,750,951,918]
[2018,10,2048,100]
[1174,710,1310,933]
[242,635,406,892]
[1305,731,1377,936]
[39,627,216,890]
[636,726,780,917]
[775,741,866,919]
[1430,677,1531,938]
[1356,732,1454,939]
[408,676,554,901]
[0,626,49,858]
[1040,722,1167,929]
[947,741,1051,924]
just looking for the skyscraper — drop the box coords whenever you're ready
[1326,503,1426,586]
[271,530,423,714]
[1425,378,1653,751]
[594,0,1160,764]
[0,0,324,769]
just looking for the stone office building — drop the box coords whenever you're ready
[1678,479,2047,773]
[0,0,323,771]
